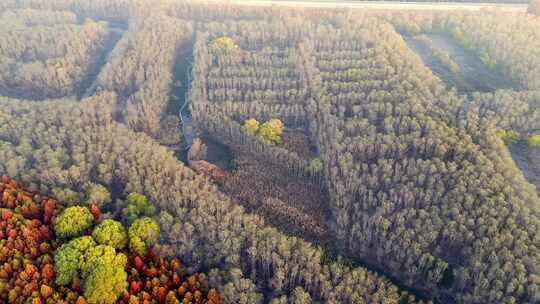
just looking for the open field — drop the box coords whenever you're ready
[211,0,528,11]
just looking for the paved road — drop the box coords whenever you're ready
[211,0,527,11]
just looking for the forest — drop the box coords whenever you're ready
[0,0,539,304]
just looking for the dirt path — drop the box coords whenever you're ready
[404,34,514,93]
[510,143,540,193]
[211,0,527,11]
[82,26,125,98]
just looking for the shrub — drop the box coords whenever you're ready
[92,219,128,249]
[54,206,94,239]
[128,217,160,256]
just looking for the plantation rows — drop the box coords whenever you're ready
[192,14,540,304]
[0,1,538,303]
[308,17,540,304]
[193,21,310,129]
[0,9,113,100]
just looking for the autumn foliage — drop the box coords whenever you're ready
[209,36,238,52]
[243,118,285,145]
[0,176,221,304]
[121,252,222,304]
[0,176,70,303]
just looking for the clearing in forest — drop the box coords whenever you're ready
[220,136,332,247]
[184,24,333,247]
[191,132,332,247]
[403,34,513,93]
[510,143,540,193]
[80,24,125,98]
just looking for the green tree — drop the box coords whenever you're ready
[52,187,82,205]
[121,192,156,224]
[82,245,128,277]
[55,235,128,303]
[82,245,128,304]
[54,206,94,239]
[85,183,112,208]
[306,158,323,174]
[128,217,160,256]
[92,219,128,249]
[126,192,148,207]
[291,287,312,304]
[55,236,97,286]
[84,262,128,304]
[84,263,128,304]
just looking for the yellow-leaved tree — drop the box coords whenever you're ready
[496,129,520,143]
[243,118,260,135]
[209,36,238,52]
[259,119,284,145]
[243,118,284,145]
[527,134,540,146]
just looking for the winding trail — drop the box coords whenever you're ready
[82,26,125,98]
[178,59,196,151]
[179,85,194,150]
